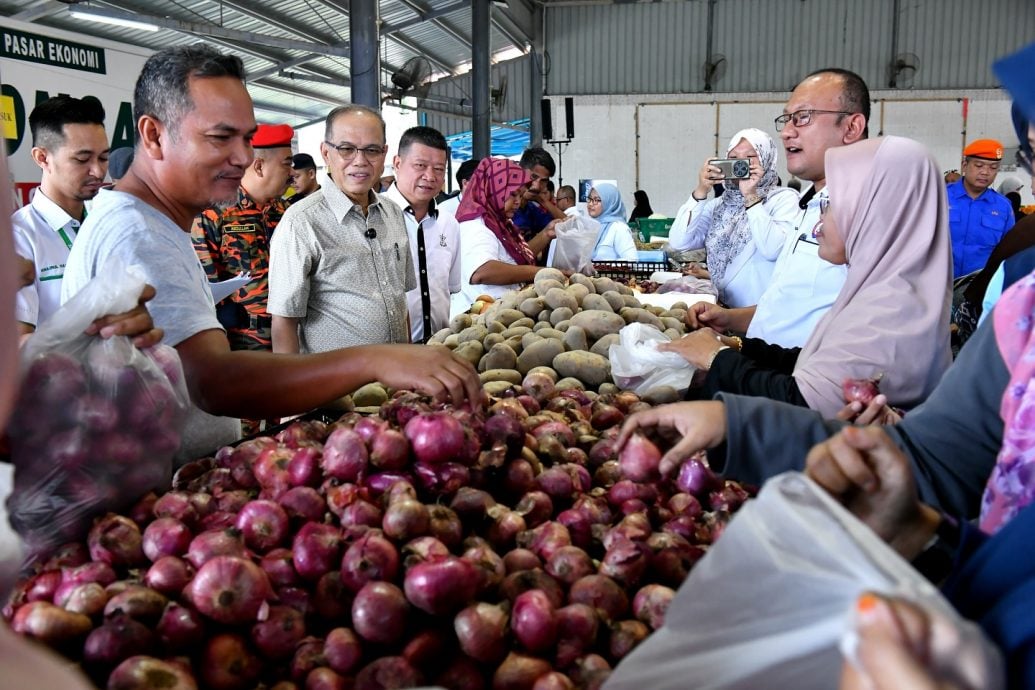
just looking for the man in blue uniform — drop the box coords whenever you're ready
[948,138,1015,278]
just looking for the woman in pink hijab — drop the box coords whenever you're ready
[662,136,953,416]
[455,158,555,312]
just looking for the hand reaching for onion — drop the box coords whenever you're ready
[615,401,729,478]
[373,344,485,410]
[839,376,901,425]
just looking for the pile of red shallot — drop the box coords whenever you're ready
[4,371,754,690]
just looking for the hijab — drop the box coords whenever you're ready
[705,128,787,291]
[456,157,536,265]
[983,274,1035,533]
[793,136,953,416]
[592,183,628,251]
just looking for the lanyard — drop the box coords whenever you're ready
[55,225,75,250]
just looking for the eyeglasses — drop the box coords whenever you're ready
[812,197,829,238]
[774,109,853,131]
[587,196,602,203]
[324,141,386,161]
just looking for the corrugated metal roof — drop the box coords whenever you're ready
[0,0,531,126]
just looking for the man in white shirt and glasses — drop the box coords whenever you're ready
[13,95,110,339]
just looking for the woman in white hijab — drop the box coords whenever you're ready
[669,128,800,307]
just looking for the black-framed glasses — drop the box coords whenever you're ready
[774,109,853,131]
[323,141,386,161]
[587,195,602,203]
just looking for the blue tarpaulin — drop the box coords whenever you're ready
[444,118,530,160]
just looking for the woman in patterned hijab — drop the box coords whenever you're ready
[456,157,535,265]
[669,128,799,307]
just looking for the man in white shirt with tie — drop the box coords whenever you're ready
[383,127,462,343]
[13,95,110,339]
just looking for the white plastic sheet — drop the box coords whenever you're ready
[608,323,696,395]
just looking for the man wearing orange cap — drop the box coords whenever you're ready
[948,138,1015,277]
[191,122,294,352]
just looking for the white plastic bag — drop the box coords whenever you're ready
[608,323,695,394]
[604,472,1002,690]
[7,258,188,566]
[549,215,601,273]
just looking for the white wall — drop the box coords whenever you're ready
[545,90,1030,219]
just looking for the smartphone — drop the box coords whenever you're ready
[709,158,751,179]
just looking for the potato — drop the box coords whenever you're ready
[601,291,626,312]
[449,313,472,333]
[532,321,552,333]
[598,382,620,397]
[519,297,546,318]
[592,276,620,294]
[620,307,665,330]
[590,333,620,357]
[642,386,682,405]
[647,305,666,316]
[661,317,684,332]
[581,294,614,313]
[443,333,460,348]
[458,324,489,344]
[498,292,525,311]
[505,335,525,353]
[622,295,641,308]
[569,310,627,340]
[538,309,552,323]
[510,317,536,330]
[549,307,574,326]
[554,320,571,332]
[553,351,612,388]
[554,377,586,391]
[566,283,590,305]
[537,328,565,340]
[480,368,524,384]
[428,327,452,344]
[528,366,559,382]
[485,329,506,347]
[484,380,517,397]
[502,325,532,340]
[541,287,575,312]
[664,328,682,341]
[534,278,565,297]
[486,320,506,335]
[667,308,688,323]
[521,332,544,351]
[352,382,388,407]
[453,340,484,366]
[517,338,566,374]
[616,284,635,296]
[671,301,689,311]
[496,308,527,327]
[563,325,589,352]
[569,273,596,293]
[534,267,567,285]
[480,342,519,372]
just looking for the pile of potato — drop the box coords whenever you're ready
[428,269,692,398]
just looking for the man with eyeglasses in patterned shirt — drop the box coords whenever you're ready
[270,105,415,353]
[687,68,869,349]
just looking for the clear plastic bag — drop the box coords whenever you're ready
[604,472,1003,690]
[608,323,696,394]
[6,259,188,566]
[549,215,601,274]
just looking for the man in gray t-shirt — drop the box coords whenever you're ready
[62,45,481,462]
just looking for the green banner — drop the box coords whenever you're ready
[1,27,106,75]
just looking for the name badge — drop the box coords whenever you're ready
[225,223,259,234]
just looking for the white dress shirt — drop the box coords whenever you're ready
[12,189,83,327]
[383,184,462,342]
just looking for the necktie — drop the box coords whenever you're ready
[416,221,432,343]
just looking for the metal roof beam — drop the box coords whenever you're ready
[396,0,472,50]
[248,55,327,82]
[381,1,470,36]
[491,11,530,49]
[12,1,66,22]
[62,6,351,57]
[250,79,343,107]
[252,100,320,119]
[497,0,535,45]
[386,31,454,75]
[219,0,343,46]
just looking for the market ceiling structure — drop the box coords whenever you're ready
[0,0,542,127]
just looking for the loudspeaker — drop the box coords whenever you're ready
[564,97,575,140]
[540,98,553,141]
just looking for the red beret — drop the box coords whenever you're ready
[963,138,1004,160]
[252,123,294,148]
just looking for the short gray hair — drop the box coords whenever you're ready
[324,104,386,143]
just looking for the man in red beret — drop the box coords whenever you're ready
[948,138,1016,277]
[191,122,294,353]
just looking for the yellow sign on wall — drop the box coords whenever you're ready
[0,94,15,139]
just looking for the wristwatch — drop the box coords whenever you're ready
[910,513,961,584]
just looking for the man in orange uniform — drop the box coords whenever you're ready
[191,123,294,351]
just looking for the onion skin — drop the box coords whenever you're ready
[107,655,199,690]
[455,601,510,664]
[251,605,306,660]
[103,586,168,625]
[292,522,343,582]
[404,412,466,465]
[11,601,92,645]
[88,515,146,568]
[568,575,629,621]
[83,614,156,669]
[403,556,479,615]
[186,557,272,626]
[354,656,424,690]
[351,581,409,644]
[617,434,662,483]
[609,619,650,661]
[492,652,552,690]
[236,500,290,553]
[200,633,261,690]
[157,603,205,652]
[511,589,557,654]
[324,627,363,675]
[340,531,400,592]
[633,583,676,630]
